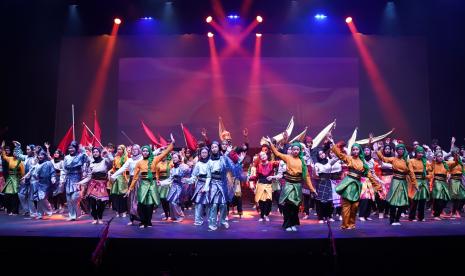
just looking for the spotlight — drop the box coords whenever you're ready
[345,17,352,24]
[207,32,214,38]
[206,16,212,23]
[314,14,327,20]
[114,18,122,25]
[141,17,153,20]
[256,33,262,37]
[256,15,263,23]
[227,14,240,19]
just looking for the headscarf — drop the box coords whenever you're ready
[395,144,409,165]
[210,141,221,160]
[199,147,210,163]
[363,145,372,162]
[117,144,127,167]
[68,141,79,156]
[37,149,48,164]
[415,146,427,177]
[352,143,370,176]
[451,146,464,175]
[435,151,449,171]
[316,149,328,165]
[141,145,154,180]
[291,141,308,179]
[131,144,141,159]
[54,149,64,162]
[92,146,103,163]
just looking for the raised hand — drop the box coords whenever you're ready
[44,142,50,149]
[264,136,272,145]
[243,128,249,137]
[201,128,207,137]
[170,133,175,144]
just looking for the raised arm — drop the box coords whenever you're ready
[127,162,141,193]
[110,159,130,180]
[376,150,394,164]
[269,143,289,164]
[153,143,174,165]
[331,144,349,164]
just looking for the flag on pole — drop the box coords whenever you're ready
[181,123,198,151]
[92,111,102,147]
[158,135,168,147]
[80,125,92,147]
[57,126,74,153]
[141,121,161,146]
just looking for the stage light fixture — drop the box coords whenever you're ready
[314,14,327,20]
[345,17,352,24]
[227,14,240,19]
[206,16,213,23]
[256,15,263,23]
[207,32,214,38]
[256,33,262,37]
[114,18,122,25]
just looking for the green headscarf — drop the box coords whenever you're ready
[451,147,464,175]
[118,144,127,167]
[395,144,409,165]
[415,146,427,177]
[141,145,154,180]
[291,141,308,179]
[352,143,370,176]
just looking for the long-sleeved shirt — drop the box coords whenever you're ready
[111,155,143,179]
[377,151,416,186]
[270,143,315,192]
[185,160,211,185]
[1,152,25,177]
[81,157,113,184]
[128,143,174,192]
[408,158,432,180]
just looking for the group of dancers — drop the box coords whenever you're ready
[1,123,464,231]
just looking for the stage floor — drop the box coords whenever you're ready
[1,206,465,240]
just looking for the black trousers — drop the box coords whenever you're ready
[452,199,462,214]
[88,197,106,220]
[272,190,283,214]
[409,199,426,221]
[375,193,388,215]
[230,195,243,214]
[111,194,128,214]
[137,203,154,227]
[334,206,342,216]
[302,194,312,216]
[51,193,66,209]
[433,199,447,217]
[160,198,170,218]
[316,200,333,220]
[282,201,300,229]
[358,199,372,219]
[4,194,19,214]
[258,199,272,218]
[389,206,404,224]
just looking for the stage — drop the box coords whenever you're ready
[1,206,465,274]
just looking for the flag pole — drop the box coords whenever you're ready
[83,122,104,147]
[180,123,188,149]
[121,130,134,145]
[72,104,75,141]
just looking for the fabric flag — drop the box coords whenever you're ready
[141,121,161,146]
[289,127,308,143]
[181,123,198,151]
[80,125,92,147]
[158,135,168,147]
[57,126,74,153]
[92,111,102,147]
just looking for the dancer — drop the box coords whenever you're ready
[1,141,24,215]
[331,142,380,229]
[431,151,458,220]
[109,145,128,217]
[358,146,382,221]
[156,154,172,220]
[49,148,66,213]
[448,147,465,218]
[377,144,416,225]
[373,143,393,219]
[250,151,279,222]
[60,141,89,221]
[110,144,143,225]
[13,141,37,216]
[166,152,191,222]
[183,147,211,225]
[266,138,316,232]
[408,146,431,222]
[126,136,175,228]
[80,147,112,224]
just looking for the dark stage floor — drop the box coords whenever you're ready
[1,206,465,239]
[2,207,465,275]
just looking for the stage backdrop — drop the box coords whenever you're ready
[55,34,429,146]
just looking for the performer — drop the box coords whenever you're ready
[408,146,431,222]
[60,141,89,221]
[109,145,128,217]
[166,152,190,222]
[250,151,280,222]
[267,138,316,232]
[183,147,211,226]
[431,151,458,220]
[111,144,143,225]
[331,142,380,229]
[50,148,66,213]
[358,146,382,221]
[155,154,172,221]
[377,144,416,225]
[80,147,112,224]
[373,143,393,219]
[13,141,37,216]
[1,141,24,215]
[205,141,244,231]
[448,147,465,218]
[328,150,343,221]
[26,150,56,219]
[127,136,174,228]
[314,149,339,223]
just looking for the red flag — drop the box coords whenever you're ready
[80,125,92,147]
[57,126,74,153]
[141,121,162,146]
[181,123,198,151]
[158,135,168,147]
[92,111,102,147]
